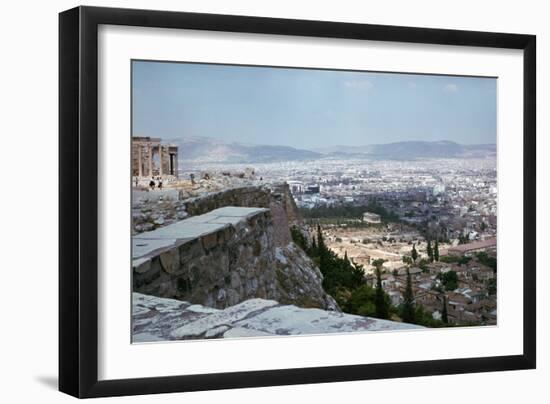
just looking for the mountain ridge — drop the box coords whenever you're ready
[158,136,496,163]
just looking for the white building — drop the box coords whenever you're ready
[363,212,382,224]
[287,180,304,194]
[433,184,446,196]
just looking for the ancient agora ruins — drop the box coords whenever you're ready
[132,136,179,178]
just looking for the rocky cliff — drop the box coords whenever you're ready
[132,293,422,342]
[133,205,337,310]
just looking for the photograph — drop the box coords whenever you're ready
[0,1,542,401]
[130,60,498,343]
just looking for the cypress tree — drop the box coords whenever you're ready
[310,237,317,256]
[402,268,415,323]
[411,243,418,263]
[434,239,440,262]
[442,295,448,324]
[317,225,326,251]
[316,225,327,270]
[427,239,433,262]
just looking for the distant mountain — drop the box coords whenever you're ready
[167,136,321,163]
[162,137,496,163]
[366,140,464,159]
[315,141,496,160]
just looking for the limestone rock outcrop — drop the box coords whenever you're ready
[132,293,422,342]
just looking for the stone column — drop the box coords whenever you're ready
[137,145,143,177]
[148,144,153,177]
[159,145,163,176]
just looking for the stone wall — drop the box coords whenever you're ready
[181,186,271,216]
[133,206,335,310]
[181,184,297,247]
[132,183,300,246]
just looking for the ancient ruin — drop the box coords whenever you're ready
[132,136,178,178]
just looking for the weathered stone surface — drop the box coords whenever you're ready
[133,238,179,259]
[133,205,336,311]
[205,325,231,338]
[159,249,179,273]
[133,258,151,274]
[132,293,422,342]
[271,243,339,310]
[132,184,299,249]
[170,298,279,339]
[223,327,272,338]
[132,207,267,260]
[236,305,417,334]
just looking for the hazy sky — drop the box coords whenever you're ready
[132,60,496,149]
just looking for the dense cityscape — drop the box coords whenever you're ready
[181,153,497,327]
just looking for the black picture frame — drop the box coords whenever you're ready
[59,5,536,398]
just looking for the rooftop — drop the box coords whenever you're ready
[446,237,496,253]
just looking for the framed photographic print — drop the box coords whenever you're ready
[59,6,536,398]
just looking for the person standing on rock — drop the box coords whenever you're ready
[158,179,163,190]
[149,178,155,191]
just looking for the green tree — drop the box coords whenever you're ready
[317,225,326,251]
[475,251,497,273]
[487,278,497,295]
[372,258,386,269]
[437,270,458,291]
[401,268,415,323]
[290,226,308,252]
[309,237,317,256]
[344,284,377,317]
[317,224,330,272]
[411,243,418,262]
[434,239,440,262]
[418,258,429,273]
[427,239,434,262]
[309,224,366,307]
[441,295,448,324]
[402,255,413,265]
[413,304,445,327]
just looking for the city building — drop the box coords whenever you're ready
[287,180,304,194]
[433,184,446,196]
[446,237,497,256]
[363,212,382,224]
